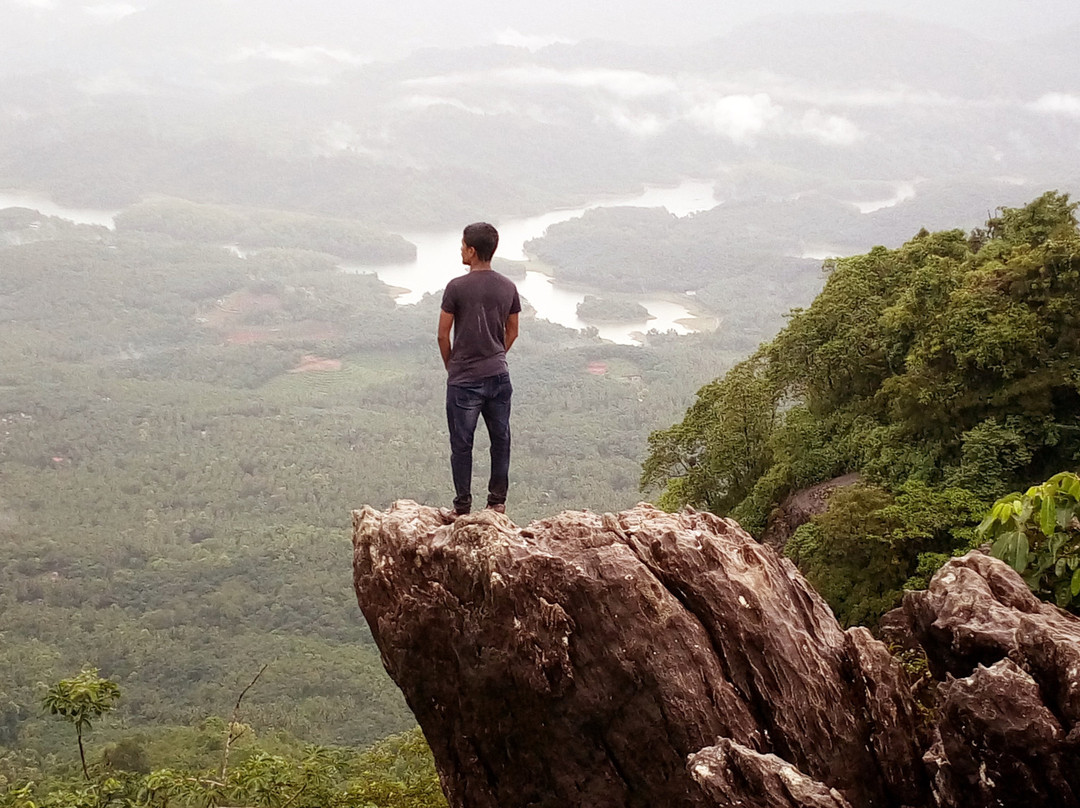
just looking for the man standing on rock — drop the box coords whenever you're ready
[438,222,521,516]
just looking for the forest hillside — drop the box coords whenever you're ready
[644,192,1080,625]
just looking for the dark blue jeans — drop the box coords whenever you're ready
[446,373,512,513]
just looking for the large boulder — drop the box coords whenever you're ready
[352,502,926,808]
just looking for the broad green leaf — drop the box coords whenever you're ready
[990,531,1016,561]
[977,511,998,535]
[1040,494,1057,537]
[1013,533,1030,573]
[1073,567,1080,597]
[1018,498,1035,525]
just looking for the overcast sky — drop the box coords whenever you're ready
[4,0,1078,71]
[425,0,1080,46]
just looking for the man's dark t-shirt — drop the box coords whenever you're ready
[441,270,521,384]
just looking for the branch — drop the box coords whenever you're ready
[184,776,227,788]
[220,664,269,780]
[280,781,309,808]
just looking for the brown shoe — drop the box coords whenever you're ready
[485,503,506,514]
[439,507,468,523]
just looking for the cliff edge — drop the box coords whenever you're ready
[352,501,1080,808]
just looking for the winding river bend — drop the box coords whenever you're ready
[344,179,720,345]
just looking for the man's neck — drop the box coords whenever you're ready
[467,261,493,272]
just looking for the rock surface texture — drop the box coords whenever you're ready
[881,551,1080,807]
[352,501,1080,808]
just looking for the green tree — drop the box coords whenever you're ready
[785,481,986,626]
[102,738,150,775]
[978,471,1080,609]
[641,350,779,515]
[41,670,121,780]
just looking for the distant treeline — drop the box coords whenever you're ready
[116,198,416,264]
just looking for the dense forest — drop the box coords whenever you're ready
[643,192,1080,625]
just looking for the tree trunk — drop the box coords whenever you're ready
[77,728,89,780]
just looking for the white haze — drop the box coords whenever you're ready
[2,0,1079,75]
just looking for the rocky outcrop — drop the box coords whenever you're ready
[352,501,1080,808]
[880,551,1080,806]
[760,473,860,550]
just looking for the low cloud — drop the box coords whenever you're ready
[82,2,139,21]
[778,85,956,108]
[1030,92,1080,117]
[733,78,1015,112]
[397,95,491,115]
[688,94,863,145]
[688,93,781,143]
[608,108,667,137]
[409,66,676,100]
[314,122,380,157]
[394,94,564,127]
[794,109,864,145]
[406,68,870,147]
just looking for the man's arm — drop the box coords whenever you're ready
[504,312,519,352]
[438,310,454,368]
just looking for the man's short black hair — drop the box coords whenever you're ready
[463,222,499,262]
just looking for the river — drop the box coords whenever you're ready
[342,179,720,345]
[0,191,120,228]
[791,180,921,259]
[1,182,720,345]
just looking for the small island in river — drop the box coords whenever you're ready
[576,294,652,323]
